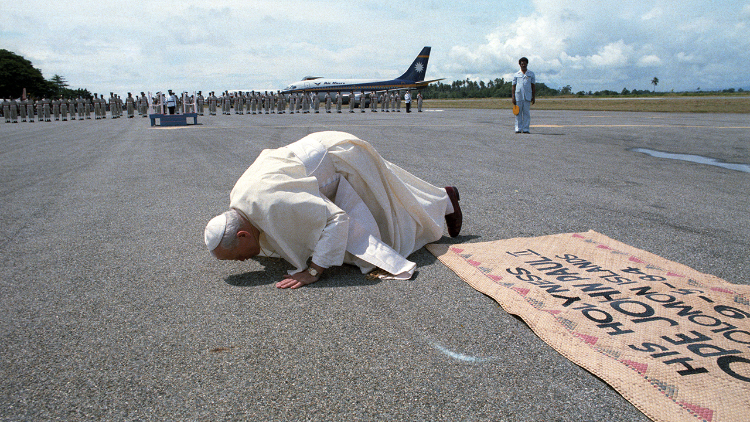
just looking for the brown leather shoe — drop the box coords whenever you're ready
[444,186,462,237]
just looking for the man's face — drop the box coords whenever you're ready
[519,60,528,72]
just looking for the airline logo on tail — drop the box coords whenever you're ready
[397,47,431,82]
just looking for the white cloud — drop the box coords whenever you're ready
[590,41,632,68]
[641,7,663,21]
[676,52,698,63]
[2,0,749,94]
[638,55,662,67]
[445,0,750,91]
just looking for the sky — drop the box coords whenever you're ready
[2,0,749,96]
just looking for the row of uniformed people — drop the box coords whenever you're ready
[200,91,291,115]
[0,92,153,123]
[2,90,425,123]
[194,90,424,115]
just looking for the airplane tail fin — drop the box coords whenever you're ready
[397,46,431,82]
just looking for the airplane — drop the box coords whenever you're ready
[280,46,443,106]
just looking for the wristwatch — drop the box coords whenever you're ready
[307,267,319,277]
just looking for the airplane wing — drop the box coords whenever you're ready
[415,78,445,87]
[369,78,446,94]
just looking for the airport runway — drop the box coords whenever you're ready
[1,109,748,421]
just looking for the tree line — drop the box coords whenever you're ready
[421,78,559,99]
[420,78,745,98]
[0,49,90,99]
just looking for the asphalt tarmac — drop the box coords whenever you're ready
[1,108,748,421]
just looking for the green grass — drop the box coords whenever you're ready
[423,94,750,113]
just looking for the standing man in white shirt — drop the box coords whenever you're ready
[511,57,536,134]
[167,90,178,115]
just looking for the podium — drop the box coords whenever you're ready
[149,113,198,127]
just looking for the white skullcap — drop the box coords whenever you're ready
[204,214,227,251]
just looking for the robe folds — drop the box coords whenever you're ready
[229,131,450,279]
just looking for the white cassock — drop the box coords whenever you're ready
[229,131,451,279]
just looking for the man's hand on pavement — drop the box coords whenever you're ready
[275,263,324,289]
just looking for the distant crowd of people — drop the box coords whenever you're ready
[1,89,425,123]
[1,92,133,122]
[164,89,423,116]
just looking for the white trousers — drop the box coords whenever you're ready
[515,100,531,132]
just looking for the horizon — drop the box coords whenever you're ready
[3,1,749,96]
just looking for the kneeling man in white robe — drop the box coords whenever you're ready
[204,131,462,289]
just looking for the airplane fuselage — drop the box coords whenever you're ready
[282,78,419,94]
